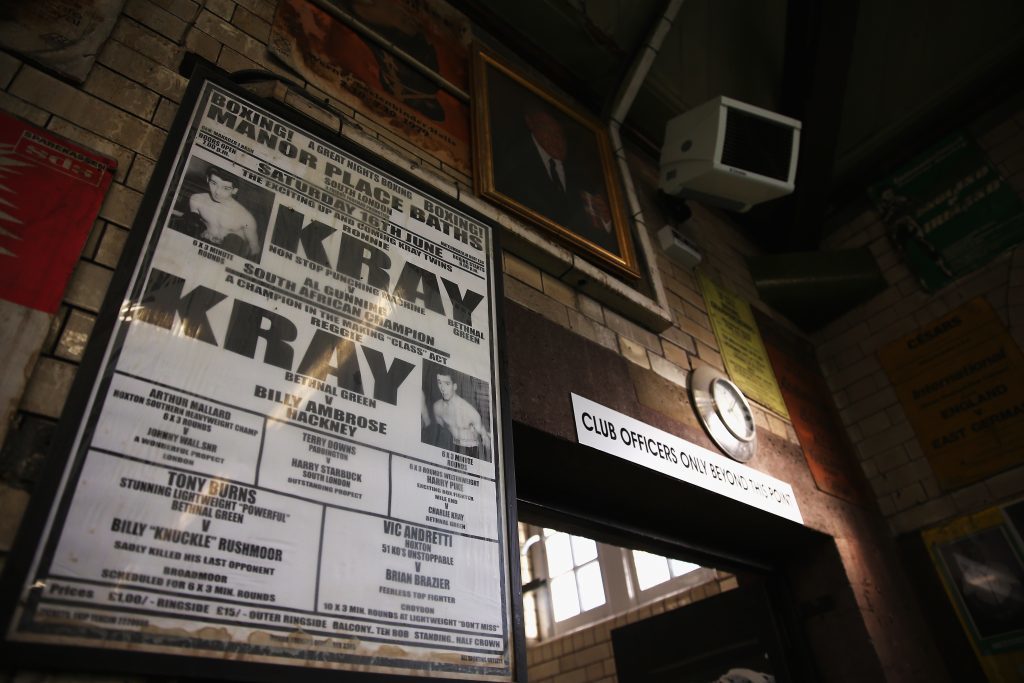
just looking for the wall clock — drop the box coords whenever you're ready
[689,366,757,462]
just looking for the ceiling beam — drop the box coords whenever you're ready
[744,0,860,252]
[787,0,860,249]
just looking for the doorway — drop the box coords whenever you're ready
[612,585,789,683]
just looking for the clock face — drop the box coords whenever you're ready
[711,378,755,442]
[688,366,757,462]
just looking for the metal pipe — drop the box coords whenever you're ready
[611,0,684,126]
[608,0,685,289]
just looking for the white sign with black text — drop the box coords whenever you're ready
[5,79,515,680]
[572,394,802,523]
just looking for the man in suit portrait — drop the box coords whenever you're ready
[495,104,584,227]
[491,96,619,255]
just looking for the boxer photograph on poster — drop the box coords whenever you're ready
[421,359,492,462]
[168,157,274,262]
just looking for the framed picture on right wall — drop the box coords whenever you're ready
[923,504,1024,679]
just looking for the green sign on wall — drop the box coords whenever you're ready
[868,133,1024,292]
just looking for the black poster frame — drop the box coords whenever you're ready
[0,63,524,683]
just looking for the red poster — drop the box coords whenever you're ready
[0,110,116,313]
[754,309,867,504]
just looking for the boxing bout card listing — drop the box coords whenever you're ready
[5,79,516,681]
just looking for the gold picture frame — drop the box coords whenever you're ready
[472,49,639,280]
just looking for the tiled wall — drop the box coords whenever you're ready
[814,103,1024,536]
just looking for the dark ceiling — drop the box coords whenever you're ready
[454,0,1024,252]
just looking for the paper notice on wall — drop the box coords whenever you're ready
[0,110,116,445]
[879,298,1024,490]
[698,272,789,419]
[868,133,1024,292]
[5,79,515,680]
[572,393,803,523]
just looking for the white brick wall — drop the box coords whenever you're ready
[815,108,1024,535]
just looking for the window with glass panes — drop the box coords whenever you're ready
[519,523,719,640]
[631,549,700,591]
[543,528,606,621]
[517,523,540,640]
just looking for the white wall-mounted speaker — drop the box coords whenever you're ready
[659,96,801,213]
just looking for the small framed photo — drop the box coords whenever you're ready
[472,49,639,279]
[935,526,1024,643]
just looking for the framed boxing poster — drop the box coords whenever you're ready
[0,66,523,682]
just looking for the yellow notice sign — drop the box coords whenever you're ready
[879,298,1024,490]
[698,272,788,418]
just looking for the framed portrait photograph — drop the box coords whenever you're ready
[923,508,1024,680]
[936,526,1024,643]
[472,49,640,280]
